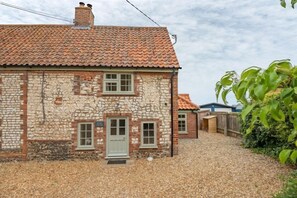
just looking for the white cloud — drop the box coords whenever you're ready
[1,0,297,105]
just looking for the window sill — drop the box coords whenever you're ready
[178,132,188,134]
[75,147,95,151]
[102,92,136,96]
[139,145,158,149]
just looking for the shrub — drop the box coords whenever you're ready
[274,170,297,198]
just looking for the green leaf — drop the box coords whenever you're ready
[288,131,297,142]
[235,81,247,101]
[292,0,297,8]
[268,71,279,89]
[280,87,294,99]
[294,87,297,94]
[240,66,261,80]
[295,140,297,147]
[246,127,252,135]
[222,88,231,104]
[292,103,297,110]
[281,0,286,8]
[221,74,233,87]
[290,150,297,164]
[259,106,269,128]
[279,149,292,164]
[294,119,297,131]
[254,84,267,100]
[277,60,292,70]
[215,82,222,101]
[271,108,285,122]
[241,104,256,122]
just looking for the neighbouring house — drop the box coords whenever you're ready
[233,103,243,112]
[200,102,236,112]
[178,94,199,139]
[0,3,181,161]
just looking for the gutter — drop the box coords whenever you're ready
[170,69,176,157]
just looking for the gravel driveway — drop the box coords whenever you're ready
[0,131,291,198]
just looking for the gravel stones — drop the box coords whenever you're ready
[0,131,291,197]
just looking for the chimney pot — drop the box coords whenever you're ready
[74,3,95,27]
[87,4,92,9]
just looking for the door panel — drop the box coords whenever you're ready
[107,118,129,157]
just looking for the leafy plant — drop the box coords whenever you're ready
[274,170,297,198]
[216,59,297,164]
[280,0,297,8]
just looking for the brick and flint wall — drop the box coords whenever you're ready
[0,70,178,160]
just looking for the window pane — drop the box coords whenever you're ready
[148,123,154,130]
[119,128,125,135]
[80,139,85,145]
[149,137,154,144]
[142,122,155,145]
[120,74,132,92]
[143,137,148,144]
[81,131,85,138]
[106,74,117,79]
[81,124,85,130]
[111,74,117,79]
[111,120,117,127]
[149,130,154,137]
[87,124,92,130]
[143,130,148,137]
[111,128,116,135]
[143,123,148,130]
[119,119,125,127]
[86,138,92,145]
[178,114,185,118]
[106,82,117,91]
[178,120,186,131]
[87,132,91,138]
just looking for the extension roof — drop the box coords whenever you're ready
[0,25,180,69]
[178,94,199,110]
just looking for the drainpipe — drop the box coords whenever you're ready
[170,69,176,157]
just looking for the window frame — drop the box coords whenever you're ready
[77,122,95,150]
[103,73,134,94]
[178,113,188,134]
[140,121,158,148]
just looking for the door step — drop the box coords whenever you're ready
[107,159,126,165]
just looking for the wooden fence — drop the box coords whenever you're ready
[210,112,242,138]
[197,110,211,130]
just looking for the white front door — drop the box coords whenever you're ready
[107,118,129,157]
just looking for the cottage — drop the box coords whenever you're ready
[178,94,199,139]
[0,3,180,161]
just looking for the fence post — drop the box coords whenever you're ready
[224,113,228,136]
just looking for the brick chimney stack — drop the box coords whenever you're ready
[74,2,94,27]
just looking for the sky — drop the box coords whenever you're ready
[1,0,297,106]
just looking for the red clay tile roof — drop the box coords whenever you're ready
[178,94,199,110]
[0,25,180,69]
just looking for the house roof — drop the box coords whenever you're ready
[200,102,235,109]
[0,25,180,69]
[178,94,199,110]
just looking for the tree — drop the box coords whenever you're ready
[215,59,297,164]
[280,0,297,8]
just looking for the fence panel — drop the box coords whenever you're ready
[209,112,241,138]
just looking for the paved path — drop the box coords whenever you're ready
[0,131,291,197]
